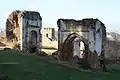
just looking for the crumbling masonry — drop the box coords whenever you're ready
[57,18,106,65]
[6,10,42,52]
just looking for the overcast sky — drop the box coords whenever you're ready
[0,0,120,32]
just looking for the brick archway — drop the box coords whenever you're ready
[61,33,89,61]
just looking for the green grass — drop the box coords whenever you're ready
[0,52,120,80]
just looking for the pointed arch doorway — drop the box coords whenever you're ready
[29,30,37,52]
[61,33,89,61]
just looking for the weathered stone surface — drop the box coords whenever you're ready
[41,27,58,54]
[6,10,42,52]
[57,18,106,61]
[42,28,58,49]
[104,39,120,58]
[6,10,21,42]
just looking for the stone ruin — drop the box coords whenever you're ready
[5,10,109,68]
[104,39,120,60]
[5,10,119,70]
[6,10,42,52]
[57,18,106,66]
[41,27,58,54]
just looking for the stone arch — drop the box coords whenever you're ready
[29,30,38,52]
[62,33,89,60]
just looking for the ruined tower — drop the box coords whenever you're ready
[41,27,58,54]
[6,10,42,52]
[42,28,55,40]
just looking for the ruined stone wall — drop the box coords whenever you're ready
[6,10,42,51]
[104,39,120,58]
[41,28,58,54]
[21,11,42,51]
[42,28,55,39]
[57,19,106,60]
[57,19,106,62]
[42,35,58,48]
[41,27,57,48]
[6,11,20,41]
[6,10,21,48]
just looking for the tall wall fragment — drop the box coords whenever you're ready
[6,10,42,52]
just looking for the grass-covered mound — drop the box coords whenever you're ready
[0,52,120,80]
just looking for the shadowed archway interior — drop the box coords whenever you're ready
[29,30,37,52]
[62,33,89,61]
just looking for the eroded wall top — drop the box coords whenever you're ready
[19,10,42,20]
[57,18,105,31]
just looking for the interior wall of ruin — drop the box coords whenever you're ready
[73,38,85,58]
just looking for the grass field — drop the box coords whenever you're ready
[0,52,120,80]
